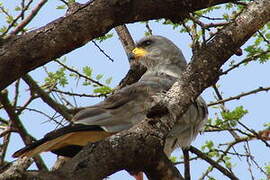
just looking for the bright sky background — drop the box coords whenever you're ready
[1,0,270,179]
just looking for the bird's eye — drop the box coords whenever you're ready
[142,40,152,47]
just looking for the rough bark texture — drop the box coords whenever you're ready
[1,0,269,179]
[0,0,231,90]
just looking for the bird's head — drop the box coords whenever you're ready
[129,36,187,70]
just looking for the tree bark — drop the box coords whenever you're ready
[0,0,231,90]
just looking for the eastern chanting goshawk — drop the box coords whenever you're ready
[13,36,208,180]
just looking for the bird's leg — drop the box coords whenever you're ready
[132,171,144,180]
[182,148,191,180]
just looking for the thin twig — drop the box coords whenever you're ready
[0,0,34,37]
[55,60,105,87]
[205,125,250,136]
[7,0,48,37]
[92,41,114,62]
[190,15,228,30]
[52,88,106,97]
[189,146,239,180]
[21,0,26,20]
[182,149,190,180]
[257,30,270,44]
[182,22,194,40]
[221,50,270,75]
[212,84,240,139]
[244,143,255,180]
[19,107,53,120]
[0,90,48,171]
[145,21,153,35]
[0,118,8,125]
[238,121,270,148]
[16,95,38,115]
[13,79,20,107]
[58,0,68,5]
[200,15,225,20]
[0,125,12,164]
[0,127,18,138]
[22,74,72,121]
[208,86,270,106]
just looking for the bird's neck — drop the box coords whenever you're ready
[139,64,184,88]
[146,64,184,79]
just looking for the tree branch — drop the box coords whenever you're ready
[22,74,72,121]
[7,0,48,37]
[0,90,48,171]
[114,25,147,88]
[189,146,238,180]
[0,0,232,90]
[208,86,270,106]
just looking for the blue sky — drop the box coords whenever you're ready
[1,0,270,179]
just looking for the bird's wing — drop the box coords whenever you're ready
[12,79,166,158]
[72,82,160,132]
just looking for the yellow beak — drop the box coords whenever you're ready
[132,47,148,59]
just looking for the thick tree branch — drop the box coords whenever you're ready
[0,0,232,90]
[114,25,147,88]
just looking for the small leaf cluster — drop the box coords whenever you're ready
[209,106,248,129]
[244,23,270,63]
[45,67,68,87]
[201,141,233,169]
[81,66,113,95]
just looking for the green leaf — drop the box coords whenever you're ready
[93,86,112,94]
[202,140,214,151]
[95,33,113,43]
[263,122,270,128]
[0,26,7,33]
[144,31,151,36]
[224,156,232,168]
[221,106,248,121]
[96,74,103,80]
[82,66,93,77]
[68,0,76,3]
[105,77,112,85]
[220,106,248,128]
[15,6,21,11]
[6,15,14,24]
[169,156,177,163]
[56,5,66,10]
[264,162,270,177]
[44,67,68,87]
[223,14,229,20]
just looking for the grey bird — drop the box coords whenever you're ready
[12,36,207,179]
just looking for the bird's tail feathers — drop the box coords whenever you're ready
[12,124,113,158]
